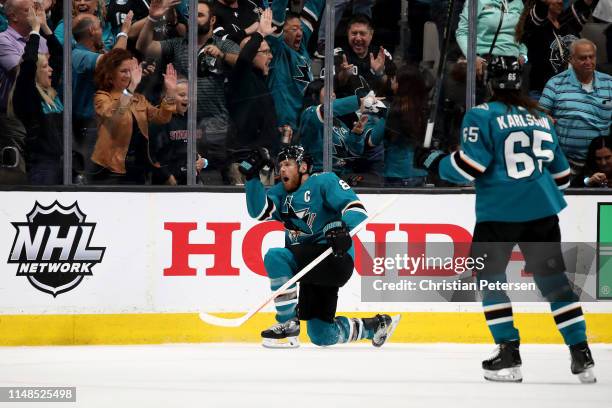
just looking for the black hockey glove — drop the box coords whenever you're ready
[414,147,447,174]
[238,148,273,181]
[323,221,352,258]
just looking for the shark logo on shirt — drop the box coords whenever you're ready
[549,34,579,73]
[294,58,312,93]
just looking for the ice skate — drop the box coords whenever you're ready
[363,314,401,347]
[570,341,596,383]
[482,340,522,382]
[261,318,300,348]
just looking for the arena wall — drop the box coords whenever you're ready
[1,191,610,345]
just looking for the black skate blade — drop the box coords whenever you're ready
[483,367,523,383]
[262,336,300,349]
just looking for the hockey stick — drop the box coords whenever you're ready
[199,195,398,327]
[423,0,457,148]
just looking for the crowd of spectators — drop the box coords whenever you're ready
[0,0,610,188]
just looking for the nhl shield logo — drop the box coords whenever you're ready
[7,201,106,297]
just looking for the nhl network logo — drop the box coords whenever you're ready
[7,201,106,297]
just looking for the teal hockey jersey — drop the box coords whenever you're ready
[245,172,368,247]
[299,95,386,174]
[266,0,324,130]
[438,102,571,222]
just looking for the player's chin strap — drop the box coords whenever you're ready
[298,168,308,185]
[296,159,311,188]
[199,195,399,328]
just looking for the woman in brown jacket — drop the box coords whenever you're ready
[90,48,177,184]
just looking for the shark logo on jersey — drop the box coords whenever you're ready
[332,128,349,154]
[280,195,316,243]
[549,34,578,74]
[352,75,369,98]
[294,59,312,93]
[332,126,360,168]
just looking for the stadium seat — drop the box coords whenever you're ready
[581,22,608,68]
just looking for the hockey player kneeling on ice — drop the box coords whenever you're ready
[415,56,596,383]
[239,145,400,348]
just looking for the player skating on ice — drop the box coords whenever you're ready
[238,145,400,348]
[416,56,595,383]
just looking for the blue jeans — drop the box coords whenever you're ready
[317,0,375,41]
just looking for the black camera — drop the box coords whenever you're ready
[197,52,221,77]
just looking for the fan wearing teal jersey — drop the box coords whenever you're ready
[416,56,596,384]
[237,145,400,348]
[298,79,386,176]
[265,0,324,132]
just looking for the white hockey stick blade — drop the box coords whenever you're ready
[199,195,398,327]
[423,121,434,148]
[198,312,250,327]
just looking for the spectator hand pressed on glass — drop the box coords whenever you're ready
[127,58,143,93]
[587,172,608,187]
[337,54,355,85]
[162,63,178,100]
[33,3,51,35]
[149,0,182,21]
[369,46,386,77]
[196,154,206,172]
[257,8,275,37]
[27,6,41,33]
[120,11,134,36]
[351,115,368,135]
[118,58,142,110]
[476,56,487,79]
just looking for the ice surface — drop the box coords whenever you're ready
[0,343,610,408]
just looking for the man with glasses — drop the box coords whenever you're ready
[227,8,278,185]
[266,0,325,135]
[540,39,612,184]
